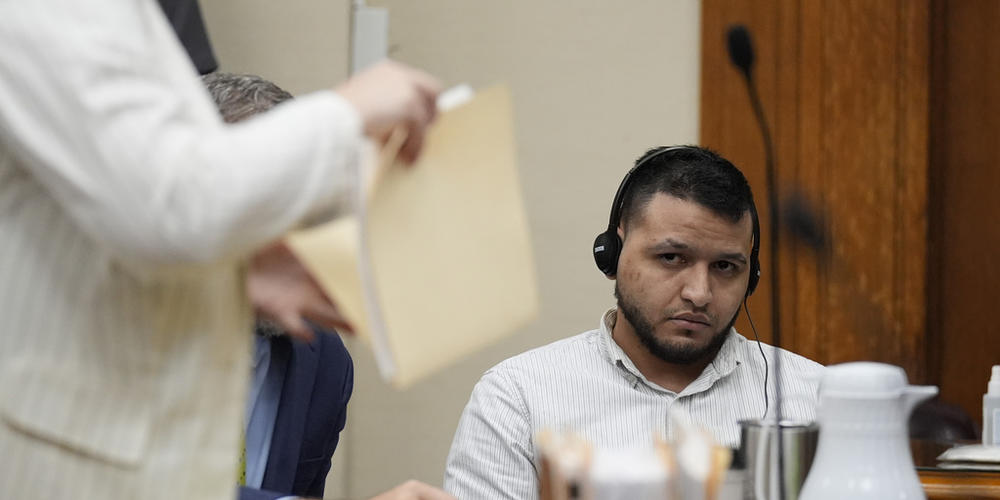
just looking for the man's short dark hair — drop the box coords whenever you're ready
[201,72,293,124]
[619,145,756,231]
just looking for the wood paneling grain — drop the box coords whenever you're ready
[701,0,929,380]
[929,0,1000,428]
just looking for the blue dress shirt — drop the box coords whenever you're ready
[245,336,285,489]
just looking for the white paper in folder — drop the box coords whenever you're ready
[285,84,539,388]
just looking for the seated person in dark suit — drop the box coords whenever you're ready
[245,321,354,499]
[202,71,354,500]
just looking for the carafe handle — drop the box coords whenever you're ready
[902,385,938,416]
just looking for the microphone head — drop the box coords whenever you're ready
[726,24,755,77]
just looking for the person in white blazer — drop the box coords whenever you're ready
[0,1,452,500]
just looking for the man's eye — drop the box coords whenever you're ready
[714,261,737,272]
[659,253,683,264]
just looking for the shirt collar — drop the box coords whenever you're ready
[597,308,743,395]
[598,308,639,373]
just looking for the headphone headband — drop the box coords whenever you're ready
[603,146,689,233]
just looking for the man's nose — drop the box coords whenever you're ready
[680,264,712,308]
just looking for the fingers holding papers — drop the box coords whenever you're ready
[336,60,442,164]
[247,241,355,342]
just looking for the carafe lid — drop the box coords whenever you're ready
[821,362,907,397]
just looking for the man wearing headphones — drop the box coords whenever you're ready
[443,146,823,500]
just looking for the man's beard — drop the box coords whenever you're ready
[615,283,735,365]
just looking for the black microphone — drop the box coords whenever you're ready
[727,25,754,80]
[727,23,789,500]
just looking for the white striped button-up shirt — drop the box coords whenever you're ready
[444,309,823,500]
[0,1,363,499]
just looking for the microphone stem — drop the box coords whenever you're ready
[744,73,787,500]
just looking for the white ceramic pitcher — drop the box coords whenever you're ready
[799,362,937,500]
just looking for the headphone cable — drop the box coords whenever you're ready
[744,298,769,419]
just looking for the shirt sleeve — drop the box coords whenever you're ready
[0,0,364,272]
[444,368,538,500]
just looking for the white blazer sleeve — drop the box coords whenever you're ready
[0,0,364,269]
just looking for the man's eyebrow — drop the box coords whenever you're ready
[650,239,748,263]
[649,239,690,252]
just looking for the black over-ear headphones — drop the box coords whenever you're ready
[591,146,761,297]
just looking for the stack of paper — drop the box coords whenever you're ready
[286,85,539,388]
[937,444,1000,471]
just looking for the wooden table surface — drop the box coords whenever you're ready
[913,440,1000,499]
[920,469,1000,499]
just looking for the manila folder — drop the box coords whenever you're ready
[286,84,539,388]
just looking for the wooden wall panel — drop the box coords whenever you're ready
[701,0,929,380]
[929,0,1000,427]
[896,0,932,385]
[701,0,782,346]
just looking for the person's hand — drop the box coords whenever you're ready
[368,480,456,500]
[335,60,443,164]
[247,241,354,342]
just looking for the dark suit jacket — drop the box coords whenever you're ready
[239,331,354,500]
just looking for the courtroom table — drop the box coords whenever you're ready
[912,439,1000,499]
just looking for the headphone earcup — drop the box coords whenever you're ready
[746,262,760,297]
[592,231,622,277]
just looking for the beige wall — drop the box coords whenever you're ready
[200,0,352,94]
[201,1,701,498]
